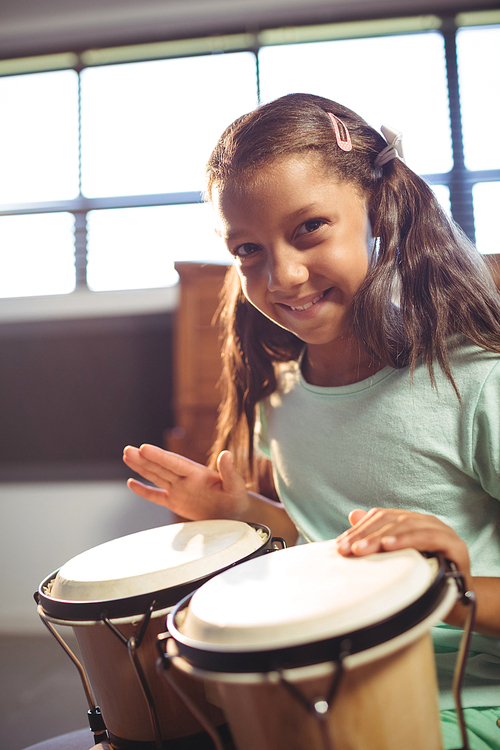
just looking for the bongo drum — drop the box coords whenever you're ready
[35,519,276,749]
[162,542,463,750]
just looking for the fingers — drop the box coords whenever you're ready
[217,451,246,495]
[335,507,470,574]
[123,444,177,477]
[348,509,367,527]
[216,450,232,485]
[337,507,397,554]
[126,478,170,508]
[337,508,420,555]
[123,444,195,489]
[137,444,203,475]
[123,449,172,490]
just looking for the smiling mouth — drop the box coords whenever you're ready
[288,290,327,311]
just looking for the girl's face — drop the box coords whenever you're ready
[214,154,373,382]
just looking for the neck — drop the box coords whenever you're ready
[302,343,382,387]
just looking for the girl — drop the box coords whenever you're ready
[123,93,500,749]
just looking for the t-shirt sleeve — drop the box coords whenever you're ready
[472,360,500,501]
[255,401,271,459]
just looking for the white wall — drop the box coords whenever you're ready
[0,286,179,323]
[0,287,181,636]
[0,480,177,634]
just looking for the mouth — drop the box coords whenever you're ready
[286,290,328,311]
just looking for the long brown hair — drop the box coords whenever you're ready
[206,93,500,483]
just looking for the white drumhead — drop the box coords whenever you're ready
[178,543,435,651]
[50,520,266,602]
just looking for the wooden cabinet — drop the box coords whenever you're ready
[165,262,229,465]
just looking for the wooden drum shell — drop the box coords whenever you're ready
[205,632,442,750]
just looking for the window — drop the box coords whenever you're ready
[457,24,500,171]
[80,53,257,198]
[259,31,452,175]
[472,182,500,256]
[0,69,79,204]
[456,23,500,254]
[0,13,499,299]
[0,213,76,297]
[86,203,224,291]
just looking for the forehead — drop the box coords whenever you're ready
[213,153,366,234]
[225,152,331,188]
[214,154,335,215]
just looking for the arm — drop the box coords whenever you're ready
[335,508,500,638]
[123,444,299,546]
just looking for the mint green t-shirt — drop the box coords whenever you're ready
[257,339,500,710]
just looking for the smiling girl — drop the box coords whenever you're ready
[123,93,500,748]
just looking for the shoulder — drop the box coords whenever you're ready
[436,338,500,425]
[447,337,500,386]
[385,337,500,411]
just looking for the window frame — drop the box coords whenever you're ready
[0,13,499,294]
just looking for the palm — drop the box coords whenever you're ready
[122,444,247,520]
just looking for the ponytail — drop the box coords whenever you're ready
[352,159,500,394]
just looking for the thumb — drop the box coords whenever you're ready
[348,509,368,527]
[217,451,246,495]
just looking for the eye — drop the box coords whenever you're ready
[232,242,261,258]
[296,218,325,237]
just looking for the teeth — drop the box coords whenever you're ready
[290,293,324,311]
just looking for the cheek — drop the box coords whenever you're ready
[355,256,370,286]
[237,269,261,307]
[346,247,370,292]
[236,268,249,299]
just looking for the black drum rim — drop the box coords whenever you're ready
[37,523,272,622]
[166,554,450,674]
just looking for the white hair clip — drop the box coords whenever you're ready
[374,124,405,168]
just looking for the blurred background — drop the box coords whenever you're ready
[0,0,499,747]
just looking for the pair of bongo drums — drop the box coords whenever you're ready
[36,520,475,750]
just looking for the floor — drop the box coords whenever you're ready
[0,633,90,750]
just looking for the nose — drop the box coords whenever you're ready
[267,246,309,293]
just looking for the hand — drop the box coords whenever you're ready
[336,508,475,630]
[336,507,471,582]
[335,508,500,637]
[122,444,250,521]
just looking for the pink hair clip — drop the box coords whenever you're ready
[327,112,352,152]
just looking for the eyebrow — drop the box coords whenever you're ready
[223,203,325,242]
[223,229,246,243]
[286,203,325,223]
